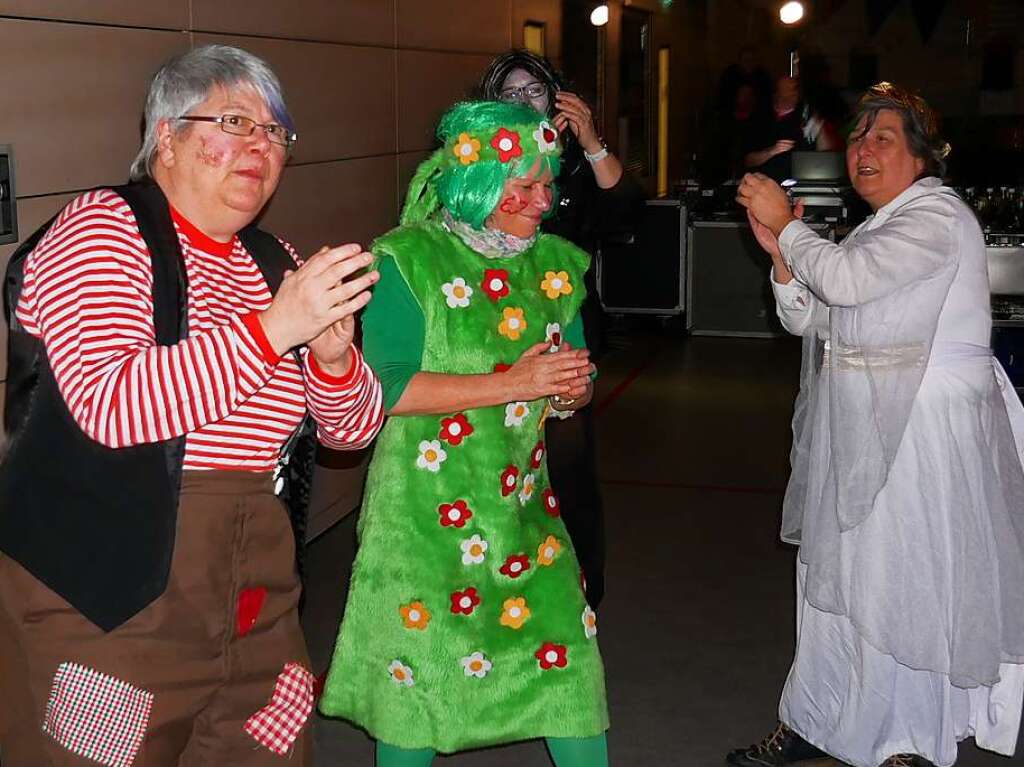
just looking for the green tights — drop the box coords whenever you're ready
[376,734,609,766]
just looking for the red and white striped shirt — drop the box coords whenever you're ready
[16,189,383,472]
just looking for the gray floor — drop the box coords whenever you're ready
[302,324,1023,766]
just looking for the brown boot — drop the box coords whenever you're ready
[726,723,834,766]
[879,756,935,767]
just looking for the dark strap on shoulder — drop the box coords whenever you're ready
[239,227,295,295]
[111,183,188,344]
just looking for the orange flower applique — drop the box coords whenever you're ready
[498,307,527,340]
[537,535,562,566]
[500,597,531,629]
[399,601,431,630]
[452,132,481,165]
[540,271,573,299]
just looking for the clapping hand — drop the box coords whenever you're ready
[747,200,805,259]
[736,173,798,236]
[507,341,594,402]
[259,244,379,375]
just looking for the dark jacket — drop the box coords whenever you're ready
[543,143,643,357]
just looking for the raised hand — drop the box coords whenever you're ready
[746,201,804,285]
[259,244,379,357]
[553,91,601,154]
[736,173,797,236]
[307,316,359,376]
[748,209,782,258]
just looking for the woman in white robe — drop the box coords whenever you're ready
[729,83,1024,767]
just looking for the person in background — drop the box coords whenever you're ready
[800,54,847,152]
[478,49,643,609]
[730,82,1024,767]
[319,100,609,767]
[0,44,383,765]
[743,76,806,182]
[718,45,774,119]
[723,83,761,179]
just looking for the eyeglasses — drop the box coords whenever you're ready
[176,113,297,148]
[499,83,548,103]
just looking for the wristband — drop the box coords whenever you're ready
[584,144,609,164]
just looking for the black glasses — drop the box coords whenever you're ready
[176,113,297,148]
[499,83,548,102]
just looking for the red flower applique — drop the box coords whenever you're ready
[542,488,560,517]
[482,269,510,302]
[499,554,531,579]
[439,413,473,446]
[535,642,568,670]
[500,465,520,497]
[438,500,473,528]
[530,441,545,470]
[490,127,523,162]
[450,587,481,615]
[493,363,512,373]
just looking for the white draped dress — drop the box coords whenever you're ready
[771,178,1024,767]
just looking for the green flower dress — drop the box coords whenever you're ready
[319,221,609,752]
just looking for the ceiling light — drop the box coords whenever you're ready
[780,1,805,25]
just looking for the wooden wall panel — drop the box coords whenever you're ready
[0,18,188,196]
[259,157,398,258]
[191,0,395,46]
[397,0,510,53]
[397,150,432,213]
[512,0,562,60]
[195,34,398,164]
[0,0,553,493]
[397,49,497,152]
[0,0,188,29]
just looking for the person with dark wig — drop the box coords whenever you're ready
[319,100,610,766]
[728,82,1024,767]
[478,49,643,610]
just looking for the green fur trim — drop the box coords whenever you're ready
[321,226,607,752]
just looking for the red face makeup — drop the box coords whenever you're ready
[499,193,529,215]
[487,159,554,239]
[154,84,287,241]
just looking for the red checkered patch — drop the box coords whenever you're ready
[244,662,315,755]
[42,662,153,767]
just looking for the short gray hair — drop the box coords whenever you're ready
[852,82,950,178]
[129,44,294,181]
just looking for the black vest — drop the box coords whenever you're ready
[0,182,316,632]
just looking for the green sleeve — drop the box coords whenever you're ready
[564,313,586,351]
[564,313,598,380]
[361,257,425,411]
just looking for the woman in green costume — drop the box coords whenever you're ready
[320,101,610,766]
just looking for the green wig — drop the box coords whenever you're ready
[401,100,562,229]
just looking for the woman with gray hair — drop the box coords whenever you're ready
[728,82,1024,767]
[0,44,383,765]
